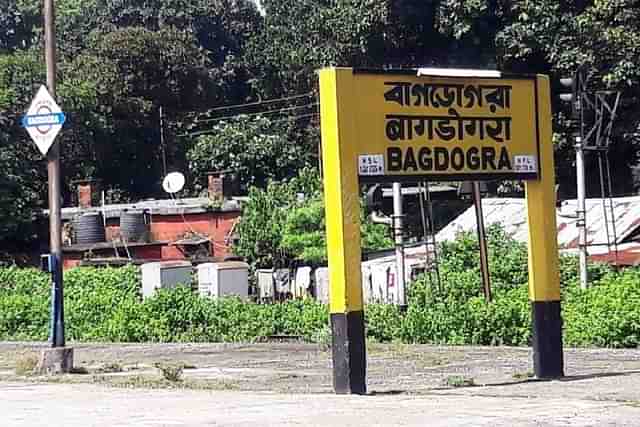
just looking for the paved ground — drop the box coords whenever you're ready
[1,342,640,426]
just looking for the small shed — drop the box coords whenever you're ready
[436,196,640,266]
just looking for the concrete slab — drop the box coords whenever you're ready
[36,347,73,374]
[1,342,640,425]
[1,382,639,426]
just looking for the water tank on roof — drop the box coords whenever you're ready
[72,212,105,244]
[120,209,150,242]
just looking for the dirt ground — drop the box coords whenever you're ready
[1,342,640,426]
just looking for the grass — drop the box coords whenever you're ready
[444,375,475,388]
[512,371,534,381]
[154,363,184,382]
[94,362,124,374]
[14,353,38,375]
[92,374,240,391]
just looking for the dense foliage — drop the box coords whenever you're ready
[0,265,329,342]
[187,115,315,191]
[1,0,640,256]
[234,168,393,267]
[2,228,640,348]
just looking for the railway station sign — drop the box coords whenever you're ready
[319,67,563,395]
[22,85,66,156]
[340,69,541,182]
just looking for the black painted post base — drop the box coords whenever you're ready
[531,301,564,379]
[331,311,366,394]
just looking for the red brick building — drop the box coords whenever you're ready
[52,176,243,269]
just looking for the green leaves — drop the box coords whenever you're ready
[187,115,315,191]
[280,198,327,264]
[0,243,640,348]
[234,168,393,267]
[0,265,330,343]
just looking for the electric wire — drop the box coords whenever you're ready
[193,102,319,124]
[180,111,319,138]
[184,92,315,118]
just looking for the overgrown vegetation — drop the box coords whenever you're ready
[234,168,393,268]
[1,227,640,348]
[3,0,640,257]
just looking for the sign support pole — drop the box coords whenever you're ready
[472,182,492,302]
[44,0,65,349]
[319,68,366,395]
[392,182,407,307]
[525,76,564,378]
[575,136,588,290]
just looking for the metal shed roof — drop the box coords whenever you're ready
[436,196,640,252]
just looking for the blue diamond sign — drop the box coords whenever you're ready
[22,85,66,156]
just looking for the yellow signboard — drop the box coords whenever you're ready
[343,70,541,181]
[319,68,563,394]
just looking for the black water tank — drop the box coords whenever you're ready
[120,209,149,242]
[73,212,105,244]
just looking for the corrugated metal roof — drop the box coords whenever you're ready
[436,196,640,252]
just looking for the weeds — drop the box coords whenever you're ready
[155,363,183,382]
[14,353,38,375]
[444,375,475,387]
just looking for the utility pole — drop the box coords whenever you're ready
[575,135,588,289]
[392,182,406,308]
[45,0,65,348]
[472,182,492,302]
[560,67,590,290]
[159,105,167,176]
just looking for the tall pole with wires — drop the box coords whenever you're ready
[45,0,65,349]
[560,68,589,289]
[560,67,622,288]
[159,105,167,177]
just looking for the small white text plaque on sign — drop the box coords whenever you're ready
[358,154,385,176]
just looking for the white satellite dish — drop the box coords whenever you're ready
[162,172,185,194]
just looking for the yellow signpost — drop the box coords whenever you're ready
[319,68,563,394]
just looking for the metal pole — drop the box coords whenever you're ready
[472,182,491,302]
[417,182,429,262]
[575,137,588,289]
[45,0,64,347]
[159,105,167,176]
[392,182,406,307]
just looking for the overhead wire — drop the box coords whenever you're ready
[193,102,319,124]
[179,109,320,138]
[184,92,315,118]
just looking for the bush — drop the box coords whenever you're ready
[0,226,639,349]
[0,267,50,340]
[564,269,640,347]
[397,226,631,347]
[365,303,403,342]
[0,265,329,343]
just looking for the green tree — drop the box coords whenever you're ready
[186,115,316,191]
[236,168,392,267]
[493,0,640,195]
[0,49,97,248]
[280,196,393,265]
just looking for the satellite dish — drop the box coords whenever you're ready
[162,172,185,194]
